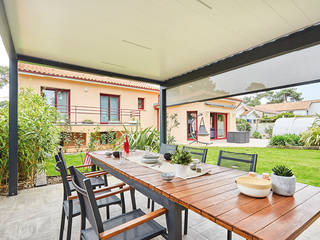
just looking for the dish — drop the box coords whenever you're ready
[105,151,113,157]
[141,158,159,164]
[143,153,160,159]
[161,172,175,181]
[236,176,271,198]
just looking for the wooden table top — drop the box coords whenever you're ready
[89,152,320,240]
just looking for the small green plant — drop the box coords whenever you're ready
[236,119,251,132]
[272,165,294,177]
[87,127,100,153]
[269,134,301,146]
[252,131,262,139]
[264,125,273,138]
[300,116,320,147]
[171,148,192,165]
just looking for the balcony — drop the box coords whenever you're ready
[54,105,141,126]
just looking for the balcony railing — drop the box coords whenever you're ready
[54,105,141,125]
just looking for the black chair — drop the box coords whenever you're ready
[217,150,257,172]
[56,158,125,240]
[69,166,168,240]
[148,143,177,211]
[217,150,258,240]
[182,146,208,163]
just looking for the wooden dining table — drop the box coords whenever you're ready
[89,151,320,240]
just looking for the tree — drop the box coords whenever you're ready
[0,66,9,89]
[242,93,268,106]
[266,88,303,103]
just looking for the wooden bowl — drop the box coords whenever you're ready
[236,176,271,198]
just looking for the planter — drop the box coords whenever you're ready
[271,173,296,196]
[34,163,47,187]
[174,164,189,178]
[227,131,250,143]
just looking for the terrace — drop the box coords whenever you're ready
[1,1,320,240]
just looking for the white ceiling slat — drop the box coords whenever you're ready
[3,0,320,81]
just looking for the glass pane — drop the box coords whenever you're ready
[100,95,109,122]
[57,91,69,121]
[210,113,215,139]
[110,96,119,121]
[217,114,226,138]
[187,112,197,140]
[43,89,55,107]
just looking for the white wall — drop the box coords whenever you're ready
[273,117,315,136]
[292,110,307,116]
[308,102,320,115]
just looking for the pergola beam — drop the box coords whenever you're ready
[159,86,167,144]
[164,24,320,88]
[0,0,18,196]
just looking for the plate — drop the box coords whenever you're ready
[141,158,159,164]
[143,153,160,159]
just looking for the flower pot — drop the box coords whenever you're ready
[174,164,189,178]
[271,173,296,196]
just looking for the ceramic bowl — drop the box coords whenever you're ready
[105,151,113,157]
[161,172,175,181]
[113,151,120,158]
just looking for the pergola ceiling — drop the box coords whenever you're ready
[3,0,320,84]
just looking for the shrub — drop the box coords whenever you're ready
[272,165,294,177]
[260,112,295,123]
[252,131,262,139]
[300,126,320,147]
[0,88,60,185]
[264,125,273,138]
[171,148,192,165]
[269,134,301,146]
[236,119,251,132]
[114,124,160,152]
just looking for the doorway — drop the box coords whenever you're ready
[210,113,227,140]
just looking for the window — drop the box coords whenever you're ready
[138,98,144,110]
[187,111,198,140]
[100,94,120,123]
[42,87,70,121]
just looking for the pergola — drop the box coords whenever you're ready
[1,0,320,196]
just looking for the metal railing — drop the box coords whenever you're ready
[54,105,141,125]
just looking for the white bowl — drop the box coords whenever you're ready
[161,172,175,181]
[236,176,271,198]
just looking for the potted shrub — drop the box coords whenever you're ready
[171,148,192,177]
[271,165,296,196]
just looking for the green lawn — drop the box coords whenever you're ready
[206,147,320,187]
[46,147,320,187]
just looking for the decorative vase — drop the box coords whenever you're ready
[271,173,296,196]
[174,164,189,178]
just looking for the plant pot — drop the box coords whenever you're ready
[271,173,296,196]
[174,164,189,178]
[34,163,47,187]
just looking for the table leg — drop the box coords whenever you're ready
[166,201,183,240]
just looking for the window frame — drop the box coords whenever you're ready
[187,111,198,141]
[100,93,120,124]
[138,97,145,110]
[41,87,71,120]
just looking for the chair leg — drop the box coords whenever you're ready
[120,191,126,214]
[151,200,155,211]
[227,230,232,240]
[106,205,110,219]
[66,216,73,240]
[147,198,150,209]
[59,207,65,240]
[184,209,188,235]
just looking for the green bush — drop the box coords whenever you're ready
[114,124,160,152]
[171,148,192,165]
[264,125,273,138]
[252,131,262,139]
[236,119,251,132]
[300,126,320,147]
[0,88,60,185]
[269,134,301,146]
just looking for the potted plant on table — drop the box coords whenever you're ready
[171,148,192,177]
[271,165,296,196]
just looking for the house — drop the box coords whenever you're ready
[237,100,320,123]
[167,98,241,144]
[18,63,160,151]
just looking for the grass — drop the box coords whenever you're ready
[46,147,320,187]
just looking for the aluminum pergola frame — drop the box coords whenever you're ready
[1,2,320,196]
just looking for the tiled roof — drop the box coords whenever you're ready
[18,62,160,91]
[253,100,320,113]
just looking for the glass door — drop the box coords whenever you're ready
[217,113,227,139]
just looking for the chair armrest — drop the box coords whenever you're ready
[68,183,126,201]
[74,164,94,169]
[95,186,131,201]
[99,208,167,240]
[67,171,107,181]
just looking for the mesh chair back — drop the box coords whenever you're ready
[69,166,104,235]
[160,143,177,154]
[55,156,72,199]
[182,146,208,163]
[217,150,257,172]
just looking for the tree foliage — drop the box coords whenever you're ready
[0,65,9,89]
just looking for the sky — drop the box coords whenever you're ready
[0,37,320,102]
